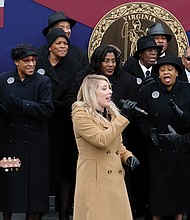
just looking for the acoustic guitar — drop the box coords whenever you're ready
[0,157,21,172]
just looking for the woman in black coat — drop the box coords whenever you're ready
[0,44,54,220]
[137,55,190,220]
[35,28,82,220]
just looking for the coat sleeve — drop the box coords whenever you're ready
[72,107,129,148]
[21,77,54,120]
[120,142,133,163]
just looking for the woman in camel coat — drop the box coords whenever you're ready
[72,75,139,220]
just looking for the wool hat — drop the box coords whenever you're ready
[43,11,76,36]
[134,36,162,58]
[46,28,70,48]
[11,43,38,61]
[147,23,172,42]
[153,55,183,75]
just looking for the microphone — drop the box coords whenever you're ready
[119,99,148,116]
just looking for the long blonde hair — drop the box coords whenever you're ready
[72,75,120,119]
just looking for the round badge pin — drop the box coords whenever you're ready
[37,68,45,75]
[152,91,160,99]
[7,77,15,84]
[137,78,142,85]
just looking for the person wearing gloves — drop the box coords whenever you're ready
[159,125,190,152]
[136,55,190,220]
[0,43,54,220]
[71,74,139,220]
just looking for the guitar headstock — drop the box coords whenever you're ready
[0,157,21,172]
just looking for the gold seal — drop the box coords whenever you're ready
[88,2,189,63]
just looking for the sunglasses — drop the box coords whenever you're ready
[184,56,190,61]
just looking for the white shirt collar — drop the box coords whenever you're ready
[139,60,152,77]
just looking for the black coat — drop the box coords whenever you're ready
[35,53,82,194]
[137,79,190,215]
[0,69,53,212]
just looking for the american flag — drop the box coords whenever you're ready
[0,0,4,28]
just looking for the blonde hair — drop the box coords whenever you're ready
[72,75,119,119]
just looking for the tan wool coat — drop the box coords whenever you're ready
[72,106,133,220]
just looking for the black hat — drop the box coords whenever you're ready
[134,36,162,58]
[154,55,183,75]
[43,11,76,36]
[11,43,38,61]
[147,23,172,42]
[46,28,70,48]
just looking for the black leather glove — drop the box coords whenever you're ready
[159,125,183,151]
[142,75,154,85]
[150,128,159,145]
[169,99,183,117]
[120,100,137,121]
[10,95,23,109]
[126,156,140,170]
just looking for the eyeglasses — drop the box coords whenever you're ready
[20,57,38,65]
[184,56,190,61]
[144,48,160,53]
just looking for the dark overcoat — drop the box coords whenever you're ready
[0,69,53,212]
[137,79,190,215]
[36,54,82,195]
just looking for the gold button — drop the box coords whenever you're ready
[116,150,119,155]
[118,170,122,174]
[108,170,112,174]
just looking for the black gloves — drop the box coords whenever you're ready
[169,99,183,117]
[159,125,183,151]
[10,95,23,109]
[120,100,137,121]
[126,156,140,170]
[142,75,154,86]
[150,128,159,145]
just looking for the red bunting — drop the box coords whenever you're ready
[0,7,3,28]
[33,0,190,31]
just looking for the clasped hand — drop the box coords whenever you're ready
[150,125,183,151]
[159,125,183,151]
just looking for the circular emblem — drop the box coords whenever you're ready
[7,77,15,84]
[37,68,45,75]
[137,78,142,85]
[88,2,188,63]
[152,91,160,99]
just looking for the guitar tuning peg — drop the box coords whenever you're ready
[8,157,11,160]
[11,168,13,171]
[3,157,6,161]
[5,168,9,172]
[16,168,18,172]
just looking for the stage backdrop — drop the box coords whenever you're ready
[0,0,190,72]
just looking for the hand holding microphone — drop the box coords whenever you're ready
[120,100,137,121]
[119,99,148,117]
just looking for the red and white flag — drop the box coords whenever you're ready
[0,0,4,28]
